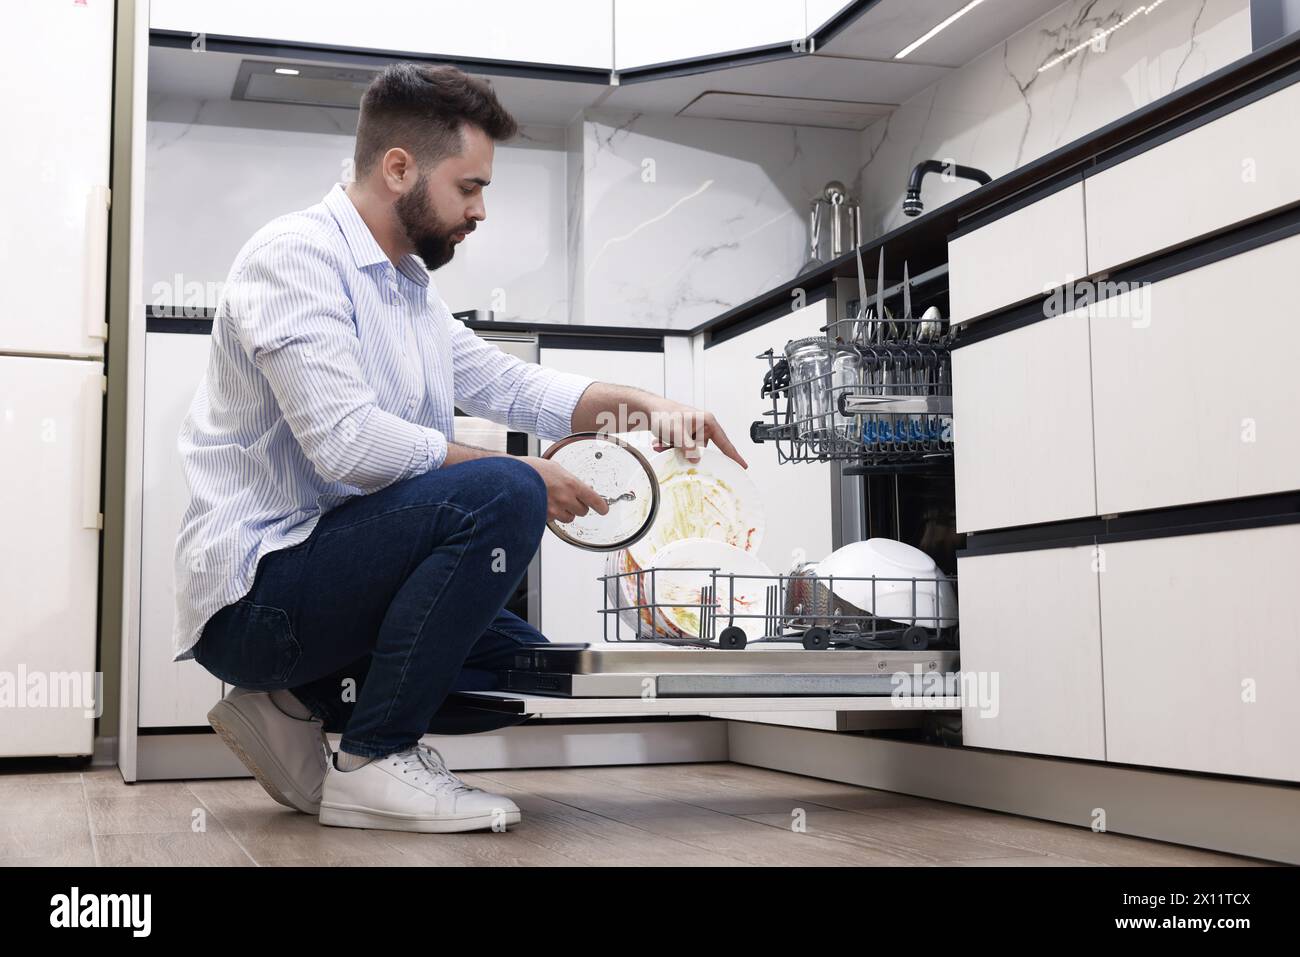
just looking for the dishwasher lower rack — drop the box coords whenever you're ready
[598,565,957,651]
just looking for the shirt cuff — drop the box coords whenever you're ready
[535,372,595,441]
[417,425,450,472]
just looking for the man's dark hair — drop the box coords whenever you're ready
[353,63,518,177]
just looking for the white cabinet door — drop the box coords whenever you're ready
[614,0,805,69]
[0,357,103,756]
[152,0,615,69]
[1086,81,1300,274]
[1090,234,1300,515]
[952,308,1097,533]
[701,303,834,575]
[1100,525,1300,782]
[805,1,851,33]
[0,2,112,357]
[138,332,224,728]
[948,182,1088,325]
[537,345,665,644]
[956,545,1105,760]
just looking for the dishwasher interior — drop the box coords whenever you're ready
[462,248,963,722]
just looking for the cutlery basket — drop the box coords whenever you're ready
[752,316,955,468]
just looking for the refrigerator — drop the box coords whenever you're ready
[0,0,115,756]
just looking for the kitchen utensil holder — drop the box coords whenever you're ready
[599,566,958,651]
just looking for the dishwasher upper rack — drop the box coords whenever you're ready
[751,322,954,467]
[599,565,958,651]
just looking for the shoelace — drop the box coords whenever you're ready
[393,744,472,795]
[416,744,475,794]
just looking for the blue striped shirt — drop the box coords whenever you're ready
[172,183,593,662]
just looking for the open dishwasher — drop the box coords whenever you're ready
[450,247,964,723]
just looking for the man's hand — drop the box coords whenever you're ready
[522,455,610,524]
[569,383,749,469]
[643,397,748,468]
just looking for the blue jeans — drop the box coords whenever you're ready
[193,457,550,757]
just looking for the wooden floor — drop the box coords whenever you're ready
[0,762,1273,866]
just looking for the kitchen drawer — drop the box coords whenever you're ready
[1090,233,1300,515]
[1086,80,1300,274]
[948,182,1088,324]
[956,546,1105,760]
[952,307,1097,533]
[1099,524,1300,783]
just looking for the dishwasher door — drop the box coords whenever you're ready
[448,643,962,717]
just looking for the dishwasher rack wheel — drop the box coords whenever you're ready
[801,627,830,650]
[901,626,930,650]
[718,626,747,650]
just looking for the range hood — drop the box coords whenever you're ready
[232,59,375,110]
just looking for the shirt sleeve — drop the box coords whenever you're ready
[228,231,448,490]
[439,302,595,442]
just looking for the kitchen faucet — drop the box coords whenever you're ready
[902,159,992,217]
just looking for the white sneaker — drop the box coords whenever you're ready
[207,687,331,814]
[318,742,522,833]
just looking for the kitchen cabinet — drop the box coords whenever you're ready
[537,342,666,644]
[0,357,104,756]
[948,182,1088,325]
[951,306,1097,533]
[0,0,112,358]
[150,0,615,70]
[138,331,224,728]
[956,545,1105,761]
[1099,524,1300,783]
[614,0,806,70]
[1085,79,1300,274]
[805,1,852,33]
[1090,233,1300,515]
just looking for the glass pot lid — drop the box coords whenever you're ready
[540,432,660,551]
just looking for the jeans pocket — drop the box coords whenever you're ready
[195,599,302,690]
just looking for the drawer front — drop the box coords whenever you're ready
[956,546,1105,760]
[1086,80,1300,274]
[952,308,1097,533]
[949,182,1088,324]
[1099,524,1300,783]
[1090,233,1300,515]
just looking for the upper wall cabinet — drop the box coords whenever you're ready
[805,1,852,33]
[150,0,615,70]
[948,182,1089,325]
[613,0,806,70]
[1085,79,1300,274]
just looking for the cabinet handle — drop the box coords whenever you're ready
[83,185,110,345]
[81,373,104,530]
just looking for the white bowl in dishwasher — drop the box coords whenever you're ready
[816,538,957,628]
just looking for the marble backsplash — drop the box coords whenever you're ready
[146,95,861,329]
[853,0,1253,239]
[144,97,570,323]
[571,111,860,329]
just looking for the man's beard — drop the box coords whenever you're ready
[394,174,463,270]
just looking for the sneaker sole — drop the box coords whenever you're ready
[319,802,521,833]
[208,698,321,815]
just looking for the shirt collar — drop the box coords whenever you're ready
[322,183,429,288]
